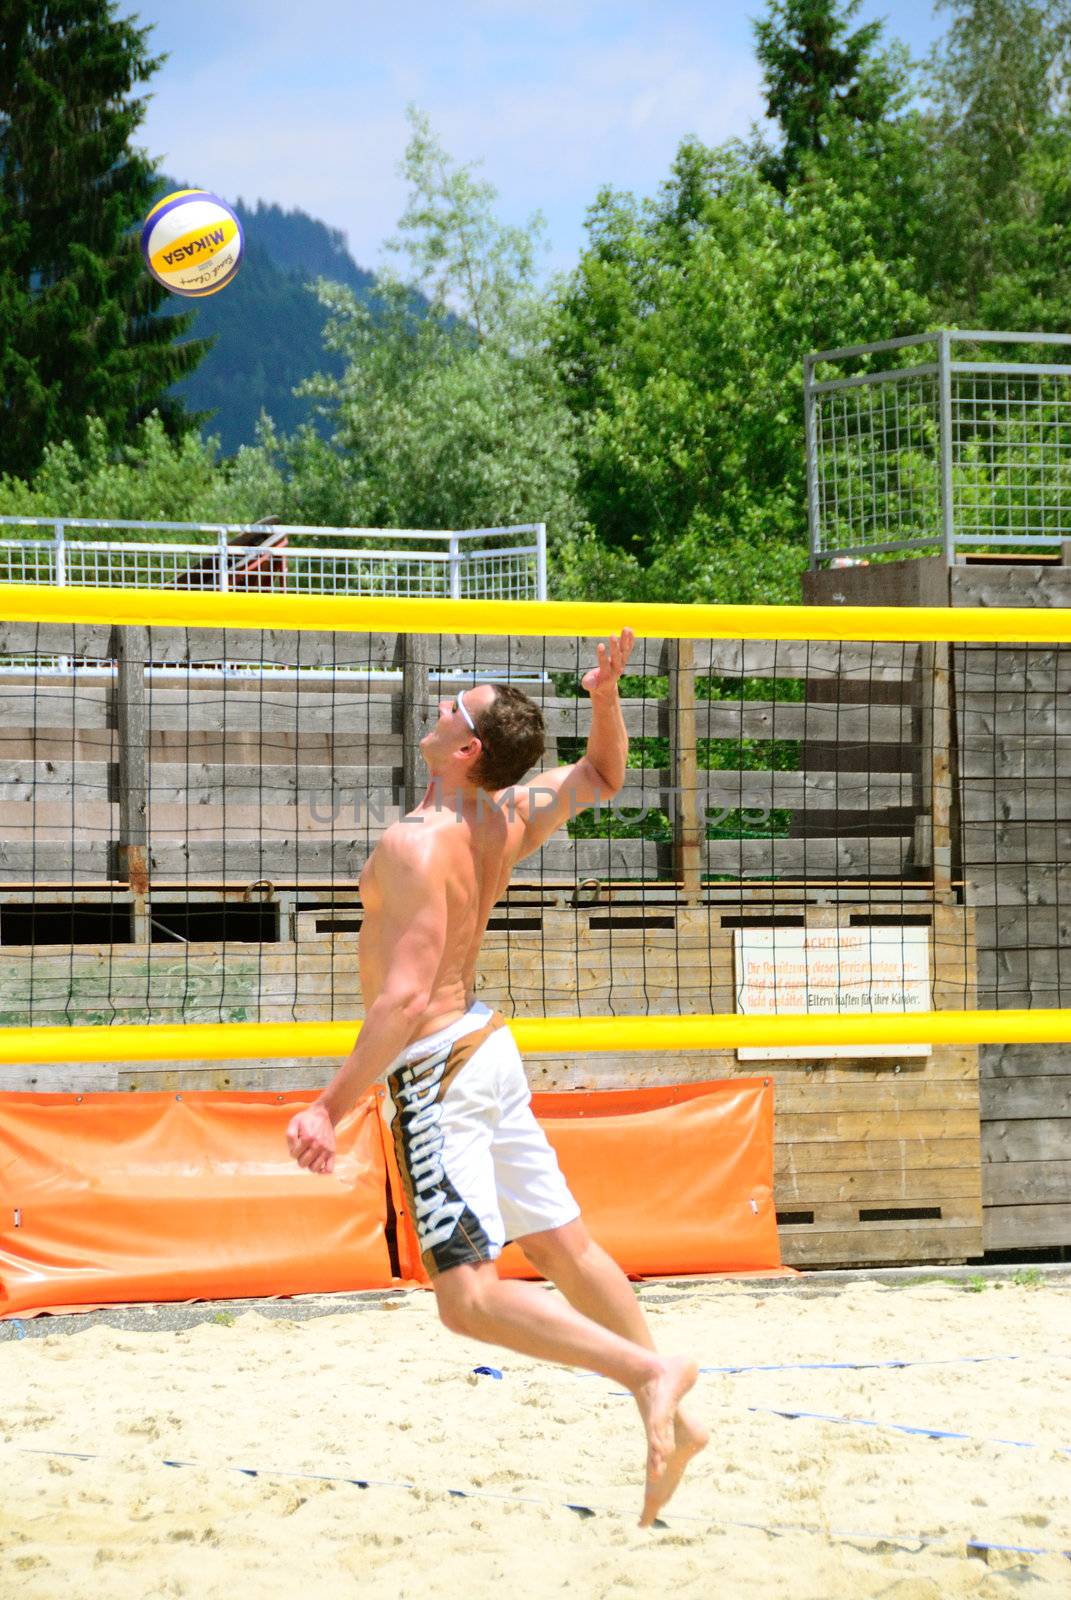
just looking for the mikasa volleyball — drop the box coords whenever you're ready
[140,189,244,298]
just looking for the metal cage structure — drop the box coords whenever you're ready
[805,331,1071,567]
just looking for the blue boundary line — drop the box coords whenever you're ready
[698,1353,1067,1375]
[747,1405,1071,1454]
[574,1352,1070,1380]
[11,1447,1070,1561]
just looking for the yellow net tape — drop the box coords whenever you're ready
[6,581,1071,643]
[6,583,1071,1063]
[2,1011,1070,1066]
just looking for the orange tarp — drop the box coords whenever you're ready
[0,1090,396,1317]
[1,1077,782,1318]
[401,1078,782,1282]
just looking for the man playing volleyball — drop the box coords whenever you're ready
[287,630,708,1525]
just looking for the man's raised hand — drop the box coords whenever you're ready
[581,628,635,697]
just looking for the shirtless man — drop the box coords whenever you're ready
[286,630,708,1526]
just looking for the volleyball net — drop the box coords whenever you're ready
[1,583,1070,1064]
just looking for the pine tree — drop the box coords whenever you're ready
[0,1,210,479]
[754,0,902,191]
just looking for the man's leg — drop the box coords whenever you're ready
[520,1218,655,1348]
[432,1257,697,1527]
[519,1219,709,1514]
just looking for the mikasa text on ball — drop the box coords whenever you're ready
[140,190,244,298]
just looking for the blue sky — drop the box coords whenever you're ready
[136,1,948,280]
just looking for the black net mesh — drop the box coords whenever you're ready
[0,618,1002,1035]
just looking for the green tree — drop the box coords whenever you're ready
[553,140,927,602]
[925,0,1071,307]
[977,116,1071,329]
[0,1,208,480]
[257,109,585,548]
[0,413,280,525]
[754,0,905,191]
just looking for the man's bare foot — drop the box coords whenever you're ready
[639,1402,710,1529]
[632,1355,700,1527]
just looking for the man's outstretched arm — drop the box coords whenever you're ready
[516,628,635,858]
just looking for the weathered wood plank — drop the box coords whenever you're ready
[148,732,402,767]
[955,645,1071,691]
[957,738,1071,781]
[772,1080,979,1113]
[962,866,1071,905]
[982,1042,1071,1077]
[980,1075,1071,1120]
[703,837,910,874]
[779,1224,981,1267]
[0,685,111,729]
[960,788,1071,824]
[983,1160,1071,1206]
[975,908,1071,949]
[776,1167,982,1204]
[982,1202,1071,1250]
[0,627,925,678]
[982,1118,1070,1163]
[0,623,113,657]
[0,765,917,815]
[775,1108,979,1140]
[694,701,911,742]
[774,1137,981,1172]
[0,1061,119,1090]
[962,821,1071,863]
[141,689,402,736]
[950,567,1071,606]
[698,640,920,678]
[138,836,667,880]
[0,842,111,879]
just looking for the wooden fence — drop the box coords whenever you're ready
[806,556,1071,1257]
[0,619,983,1269]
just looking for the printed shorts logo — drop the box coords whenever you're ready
[393,1049,465,1253]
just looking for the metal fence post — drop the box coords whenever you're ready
[803,356,820,567]
[937,329,955,564]
[217,528,230,592]
[53,521,66,587]
[448,534,461,599]
[535,523,548,600]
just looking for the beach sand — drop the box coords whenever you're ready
[1,1276,1068,1599]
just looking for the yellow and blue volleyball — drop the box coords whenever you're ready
[140,189,244,299]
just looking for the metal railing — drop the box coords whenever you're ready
[805,331,1071,566]
[0,518,547,600]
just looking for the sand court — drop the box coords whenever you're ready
[1,1275,1069,1600]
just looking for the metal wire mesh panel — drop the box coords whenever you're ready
[807,332,1071,565]
[810,369,941,559]
[953,371,1071,548]
[0,520,547,601]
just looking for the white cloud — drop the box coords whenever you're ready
[138,3,764,278]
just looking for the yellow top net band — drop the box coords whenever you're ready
[3,582,1071,644]
[2,1011,1070,1066]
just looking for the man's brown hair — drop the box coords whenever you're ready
[471,683,545,792]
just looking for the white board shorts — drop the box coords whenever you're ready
[385,1000,580,1277]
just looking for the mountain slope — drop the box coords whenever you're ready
[162,196,377,455]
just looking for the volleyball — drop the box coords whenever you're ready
[140,189,244,298]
